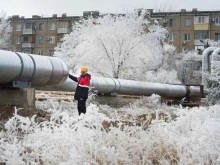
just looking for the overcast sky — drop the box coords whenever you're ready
[1,0,219,18]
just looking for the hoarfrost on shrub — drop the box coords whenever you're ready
[0,96,219,164]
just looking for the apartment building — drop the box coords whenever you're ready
[8,9,220,55]
[8,11,100,56]
[150,8,220,53]
[9,13,81,56]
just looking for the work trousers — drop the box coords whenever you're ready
[77,99,87,115]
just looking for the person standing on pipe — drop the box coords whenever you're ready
[69,67,91,115]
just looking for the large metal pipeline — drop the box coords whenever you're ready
[38,77,201,98]
[211,48,220,74]
[0,50,68,87]
[0,50,201,98]
[202,47,216,88]
[202,47,220,89]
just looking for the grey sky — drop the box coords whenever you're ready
[1,0,219,18]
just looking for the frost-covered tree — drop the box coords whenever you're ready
[206,55,220,104]
[200,39,220,48]
[144,43,181,84]
[176,51,202,84]
[0,12,12,48]
[55,11,169,79]
[161,43,177,71]
[207,73,220,104]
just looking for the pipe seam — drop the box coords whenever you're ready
[13,52,24,81]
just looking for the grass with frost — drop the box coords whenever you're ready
[0,95,219,165]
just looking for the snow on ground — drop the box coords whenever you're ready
[0,95,219,165]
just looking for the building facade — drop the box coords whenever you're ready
[150,8,220,53]
[9,14,81,56]
[8,9,220,55]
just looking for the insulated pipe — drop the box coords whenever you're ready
[0,50,68,86]
[0,49,201,98]
[202,47,217,89]
[211,48,220,75]
[37,77,201,98]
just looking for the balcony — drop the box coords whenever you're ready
[194,16,210,30]
[22,43,35,48]
[194,24,209,30]
[23,29,36,35]
[57,28,70,34]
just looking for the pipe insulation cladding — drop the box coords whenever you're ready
[0,50,69,86]
[202,47,220,89]
[211,48,220,74]
[0,49,202,98]
[202,47,217,88]
[38,77,201,98]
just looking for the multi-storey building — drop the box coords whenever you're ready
[8,11,99,56]
[9,14,80,56]
[150,8,220,53]
[8,9,220,55]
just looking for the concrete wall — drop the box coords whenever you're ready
[0,88,35,107]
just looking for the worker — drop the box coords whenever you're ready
[69,67,91,115]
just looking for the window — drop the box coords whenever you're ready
[59,22,68,28]
[16,37,21,44]
[38,50,43,55]
[23,36,29,42]
[216,18,220,26]
[16,24,21,31]
[170,19,176,27]
[169,33,176,41]
[195,31,209,39]
[198,16,205,23]
[38,37,43,43]
[184,33,190,41]
[50,23,56,30]
[39,23,44,30]
[215,33,220,41]
[49,50,54,56]
[24,23,32,29]
[49,36,55,43]
[184,19,191,26]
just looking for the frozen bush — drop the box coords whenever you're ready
[0,96,219,164]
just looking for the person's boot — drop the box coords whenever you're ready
[78,106,84,116]
[81,106,86,114]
